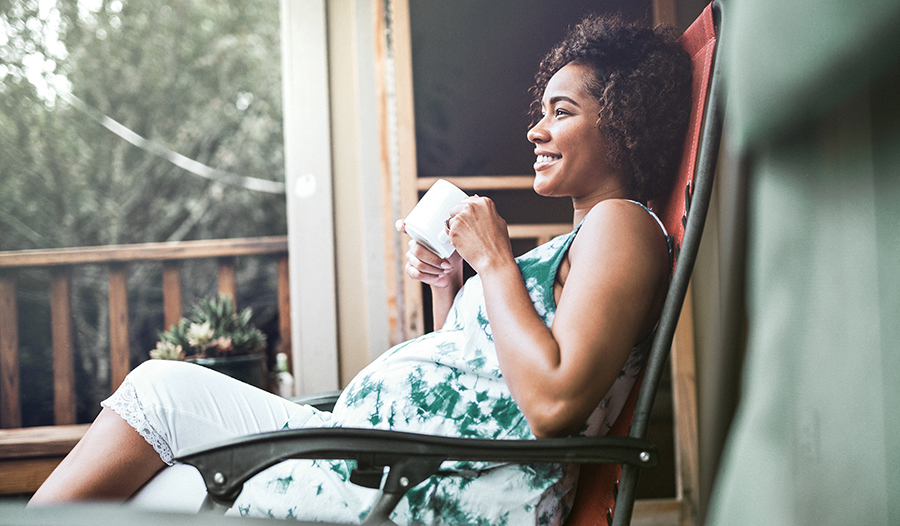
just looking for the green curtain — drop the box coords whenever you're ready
[723,0,900,151]
[708,0,900,523]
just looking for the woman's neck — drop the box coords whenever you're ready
[571,184,632,226]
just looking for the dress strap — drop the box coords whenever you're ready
[624,200,674,269]
[623,199,667,237]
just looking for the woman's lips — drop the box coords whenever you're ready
[534,154,560,170]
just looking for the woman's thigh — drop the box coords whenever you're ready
[120,360,328,512]
[109,360,323,457]
[129,463,208,513]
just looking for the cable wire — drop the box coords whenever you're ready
[59,91,286,195]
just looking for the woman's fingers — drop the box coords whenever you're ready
[408,239,445,268]
[405,239,455,284]
[396,217,462,287]
[445,196,511,269]
[405,258,455,287]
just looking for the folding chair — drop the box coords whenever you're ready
[564,3,724,525]
[176,3,724,525]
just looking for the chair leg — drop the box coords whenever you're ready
[611,464,640,526]
[359,456,445,525]
[199,493,232,514]
[360,491,404,526]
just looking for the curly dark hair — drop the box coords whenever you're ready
[531,15,692,203]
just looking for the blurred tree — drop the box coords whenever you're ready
[0,0,285,424]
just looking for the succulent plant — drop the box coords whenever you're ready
[149,340,185,361]
[151,296,267,360]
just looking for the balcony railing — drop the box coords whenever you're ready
[0,237,290,430]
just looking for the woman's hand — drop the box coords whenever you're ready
[446,196,514,274]
[396,219,463,329]
[395,219,463,289]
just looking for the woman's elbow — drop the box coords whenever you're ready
[525,401,585,439]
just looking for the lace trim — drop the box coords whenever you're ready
[101,379,175,465]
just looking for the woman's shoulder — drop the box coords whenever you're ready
[570,199,669,273]
[579,199,665,240]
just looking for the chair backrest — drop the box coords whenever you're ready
[564,3,723,526]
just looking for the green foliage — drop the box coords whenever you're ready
[156,295,266,359]
[1,0,286,251]
[0,0,284,422]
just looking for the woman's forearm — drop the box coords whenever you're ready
[477,260,572,436]
[430,269,463,329]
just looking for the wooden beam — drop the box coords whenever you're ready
[162,261,183,330]
[417,176,535,192]
[0,236,288,269]
[108,265,130,391]
[374,0,403,347]
[391,0,424,340]
[50,268,76,426]
[0,458,64,495]
[277,256,292,373]
[0,424,89,459]
[632,498,682,526]
[671,283,700,526]
[217,257,237,304]
[0,424,90,495]
[506,224,572,242]
[653,0,678,26]
[0,274,20,429]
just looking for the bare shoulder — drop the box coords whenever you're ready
[563,199,670,339]
[572,200,668,262]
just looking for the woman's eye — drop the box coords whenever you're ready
[555,108,570,117]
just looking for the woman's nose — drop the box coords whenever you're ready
[527,120,549,143]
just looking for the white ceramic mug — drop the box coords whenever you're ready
[404,179,468,259]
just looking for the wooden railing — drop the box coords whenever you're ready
[0,237,290,494]
[0,237,290,430]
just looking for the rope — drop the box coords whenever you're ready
[59,91,286,195]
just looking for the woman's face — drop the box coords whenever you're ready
[527,62,619,199]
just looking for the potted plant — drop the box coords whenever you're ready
[150,295,268,389]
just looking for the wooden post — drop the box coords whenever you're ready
[162,261,183,330]
[374,0,403,347]
[108,265,130,391]
[671,283,700,526]
[392,0,423,340]
[0,274,20,429]
[277,256,292,370]
[653,0,678,26]
[217,257,237,305]
[50,268,76,425]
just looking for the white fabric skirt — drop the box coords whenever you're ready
[101,360,326,513]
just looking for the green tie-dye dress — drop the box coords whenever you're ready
[231,221,652,525]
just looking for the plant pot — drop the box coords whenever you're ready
[191,353,268,390]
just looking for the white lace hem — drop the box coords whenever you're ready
[101,379,175,465]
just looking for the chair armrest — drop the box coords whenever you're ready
[175,427,658,506]
[289,390,342,412]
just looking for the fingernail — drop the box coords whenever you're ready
[440,261,452,269]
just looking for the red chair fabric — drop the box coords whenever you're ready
[563,5,718,526]
[655,2,719,265]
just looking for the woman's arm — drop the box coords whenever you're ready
[449,198,669,438]
[396,221,464,329]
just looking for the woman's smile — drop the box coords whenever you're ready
[534,152,561,170]
[527,62,621,201]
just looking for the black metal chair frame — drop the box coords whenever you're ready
[176,4,724,524]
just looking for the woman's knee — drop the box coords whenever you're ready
[127,359,196,385]
[122,360,222,408]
